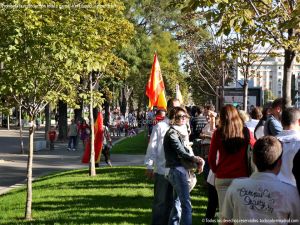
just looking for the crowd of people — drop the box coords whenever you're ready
[145,98,300,225]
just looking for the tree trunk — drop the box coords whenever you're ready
[7,113,10,130]
[120,87,127,116]
[243,82,249,111]
[89,73,96,176]
[283,48,295,108]
[57,100,68,141]
[19,104,24,154]
[74,101,83,122]
[137,98,142,128]
[103,98,110,126]
[25,121,34,220]
[44,104,51,148]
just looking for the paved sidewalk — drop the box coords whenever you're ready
[0,129,145,196]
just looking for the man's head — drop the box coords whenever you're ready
[250,107,262,120]
[194,106,204,116]
[271,98,284,119]
[166,98,180,117]
[253,136,282,174]
[281,107,300,131]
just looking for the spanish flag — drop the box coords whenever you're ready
[146,53,167,110]
[82,112,104,163]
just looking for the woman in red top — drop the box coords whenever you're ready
[208,105,255,214]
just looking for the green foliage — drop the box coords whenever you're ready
[0,0,134,118]
[0,167,208,224]
[264,89,276,103]
[181,0,300,106]
[117,0,187,108]
[175,12,235,105]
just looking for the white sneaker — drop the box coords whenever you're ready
[67,148,71,151]
[72,148,76,151]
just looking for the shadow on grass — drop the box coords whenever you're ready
[0,167,209,225]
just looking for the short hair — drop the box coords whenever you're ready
[250,107,262,120]
[167,98,180,111]
[281,107,300,127]
[253,136,282,172]
[155,109,166,116]
[271,98,284,109]
[194,106,204,116]
[205,104,215,111]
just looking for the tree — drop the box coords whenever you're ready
[175,12,234,106]
[182,0,300,108]
[225,33,273,110]
[0,0,133,219]
[120,0,187,111]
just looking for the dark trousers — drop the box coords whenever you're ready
[205,183,218,224]
[50,141,55,150]
[68,136,77,149]
[152,173,173,225]
[102,145,111,163]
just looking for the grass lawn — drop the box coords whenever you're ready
[0,167,210,225]
[111,131,148,155]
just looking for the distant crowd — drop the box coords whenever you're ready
[145,98,300,225]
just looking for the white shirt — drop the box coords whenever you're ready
[222,172,300,225]
[255,125,264,139]
[276,129,300,186]
[144,118,170,175]
[245,119,259,134]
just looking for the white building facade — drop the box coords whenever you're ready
[236,52,300,100]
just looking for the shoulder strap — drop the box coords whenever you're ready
[265,117,272,135]
[243,127,250,144]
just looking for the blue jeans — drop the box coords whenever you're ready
[152,173,173,225]
[167,168,192,225]
[68,136,77,149]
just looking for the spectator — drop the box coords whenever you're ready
[238,110,249,124]
[79,120,90,147]
[264,98,283,136]
[277,107,300,186]
[201,112,218,224]
[190,106,207,141]
[164,106,204,225]
[102,124,113,167]
[153,109,166,126]
[245,107,262,134]
[67,119,78,151]
[293,150,300,195]
[254,103,272,139]
[48,126,57,151]
[144,98,180,225]
[208,105,255,213]
[222,136,300,224]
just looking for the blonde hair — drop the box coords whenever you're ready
[238,110,249,124]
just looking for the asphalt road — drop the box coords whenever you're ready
[0,128,145,195]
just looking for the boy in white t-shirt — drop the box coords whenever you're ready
[222,136,300,225]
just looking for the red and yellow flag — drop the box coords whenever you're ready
[146,53,167,110]
[82,112,104,163]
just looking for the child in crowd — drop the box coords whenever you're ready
[48,126,57,151]
[128,126,136,137]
